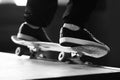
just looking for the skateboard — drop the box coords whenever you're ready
[11,35,109,62]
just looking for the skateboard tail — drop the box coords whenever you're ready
[11,36,35,47]
[72,45,109,58]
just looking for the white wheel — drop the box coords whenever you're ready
[15,47,24,56]
[58,52,71,62]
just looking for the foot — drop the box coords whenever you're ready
[59,23,110,58]
[17,22,51,42]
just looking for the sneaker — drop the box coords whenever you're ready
[17,22,51,42]
[59,23,110,58]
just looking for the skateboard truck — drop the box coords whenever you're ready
[58,51,81,62]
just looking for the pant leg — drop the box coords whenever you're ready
[63,0,98,27]
[24,0,58,27]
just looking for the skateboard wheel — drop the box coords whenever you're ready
[58,52,71,62]
[15,47,24,56]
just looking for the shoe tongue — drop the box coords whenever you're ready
[63,24,80,31]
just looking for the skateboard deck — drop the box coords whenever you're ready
[11,36,76,53]
[11,35,109,60]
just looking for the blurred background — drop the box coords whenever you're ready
[0,0,120,67]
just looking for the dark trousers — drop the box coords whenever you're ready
[24,0,98,27]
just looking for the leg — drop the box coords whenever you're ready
[25,0,58,27]
[63,0,98,27]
